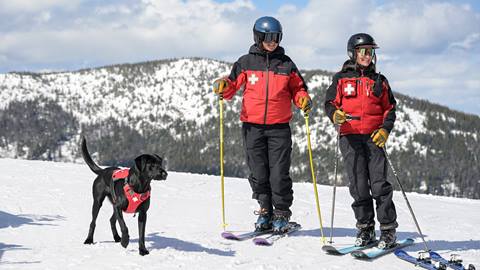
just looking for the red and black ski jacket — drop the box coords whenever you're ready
[223,45,309,125]
[324,61,396,135]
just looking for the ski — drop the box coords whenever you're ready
[252,222,301,246]
[395,250,443,270]
[322,240,379,255]
[430,251,476,270]
[350,238,414,260]
[221,228,273,241]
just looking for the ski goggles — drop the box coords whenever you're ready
[356,47,375,57]
[259,32,282,43]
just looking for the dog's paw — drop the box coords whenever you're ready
[139,248,149,256]
[113,234,121,242]
[121,234,130,248]
[84,238,94,244]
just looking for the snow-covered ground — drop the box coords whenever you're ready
[0,158,479,269]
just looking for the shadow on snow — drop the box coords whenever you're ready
[0,210,64,264]
[0,243,40,265]
[294,227,480,252]
[0,210,65,229]
[135,232,235,257]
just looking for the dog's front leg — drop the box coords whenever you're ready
[137,210,149,256]
[114,208,129,248]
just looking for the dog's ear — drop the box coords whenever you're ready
[134,155,147,172]
[153,154,163,164]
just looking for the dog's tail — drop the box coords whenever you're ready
[81,136,103,175]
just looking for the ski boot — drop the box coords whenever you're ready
[354,226,376,247]
[378,229,397,249]
[254,208,272,232]
[418,250,432,263]
[271,209,291,233]
[449,254,476,270]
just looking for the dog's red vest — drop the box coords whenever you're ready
[112,168,151,213]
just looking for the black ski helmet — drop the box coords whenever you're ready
[253,16,283,46]
[347,33,379,60]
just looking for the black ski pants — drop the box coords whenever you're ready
[339,134,397,230]
[242,122,293,214]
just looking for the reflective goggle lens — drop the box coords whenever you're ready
[263,32,282,43]
[357,48,375,56]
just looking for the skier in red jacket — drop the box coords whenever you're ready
[324,33,398,249]
[213,16,311,233]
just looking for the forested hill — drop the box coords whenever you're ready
[0,58,478,199]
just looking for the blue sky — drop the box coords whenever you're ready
[0,0,479,115]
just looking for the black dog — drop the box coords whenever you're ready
[81,137,167,255]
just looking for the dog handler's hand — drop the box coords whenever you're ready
[213,78,228,96]
[371,128,389,148]
[298,96,312,114]
[333,109,347,125]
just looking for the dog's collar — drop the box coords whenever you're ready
[123,185,151,213]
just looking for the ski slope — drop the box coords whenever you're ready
[0,158,479,269]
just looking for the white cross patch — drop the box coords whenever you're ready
[344,84,355,95]
[248,74,259,85]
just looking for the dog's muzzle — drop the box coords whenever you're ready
[155,169,168,181]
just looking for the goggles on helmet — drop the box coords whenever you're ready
[258,32,282,43]
[356,47,375,57]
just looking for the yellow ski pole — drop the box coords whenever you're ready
[304,112,326,244]
[218,82,228,230]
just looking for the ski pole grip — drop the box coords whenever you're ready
[346,114,360,121]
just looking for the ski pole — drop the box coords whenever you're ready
[329,114,359,243]
[218,83,227,230]
[328,125,340,243]
[304,112,326,244]
[384,147,429,252]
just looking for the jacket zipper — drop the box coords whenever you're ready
[360,69,364,133]
[263,53,270,124]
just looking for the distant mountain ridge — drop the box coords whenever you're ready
[0,58,478,199]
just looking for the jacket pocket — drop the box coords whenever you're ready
[270,73,291,101]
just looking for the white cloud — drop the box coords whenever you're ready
[0,0,479,114]
[0,0,258,68]
[0,0,81,13]
[35,11,52,24]
[384,51,480,114]
[466,79,480,89]
[94,5,133,16]
[367,1,480,53]
[279,0,372,49]
[449,33,480,50]
[275,0,480,115]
